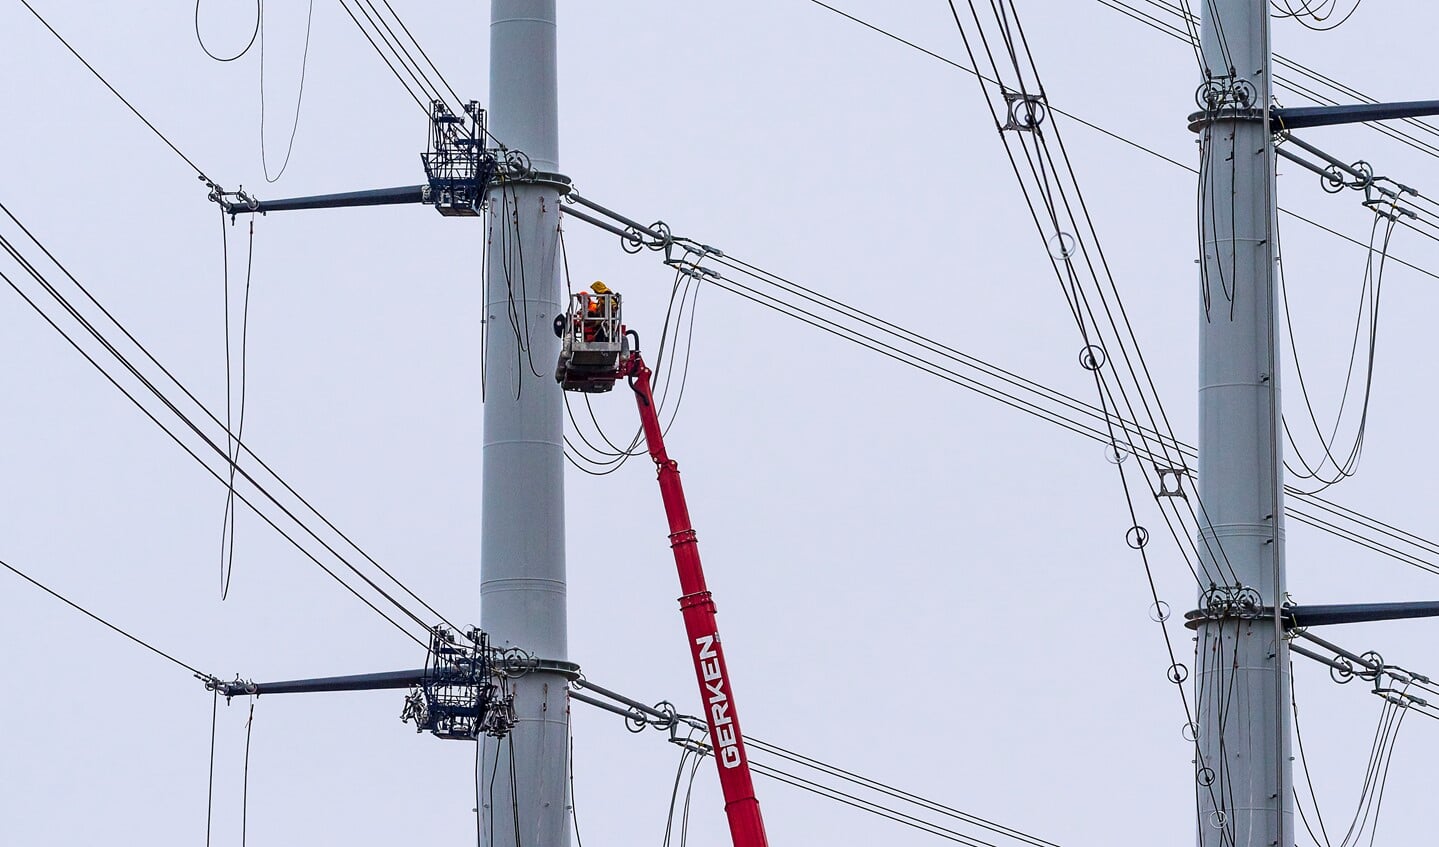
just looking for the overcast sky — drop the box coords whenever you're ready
[4,2,1439,846]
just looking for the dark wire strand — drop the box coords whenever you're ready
[206,690,219,847]
[474,728,484,847]
[220,208,237,599]
[19,0,209,179]
[569,727,584,847]
[196,0,260,62]
[220,215,256,600]
[336,0,428,114]
[1279,205,1394,492]
[1291,667,1334,847]
[378,0,463,107]
[353,0,445,107]
[573,219,1439,577]
[802,0,1439,281]
[259,0,316,183]
[0,555,209,677]
[242,699,255,847]
[508,734,524,847]
[945,0,1240,589]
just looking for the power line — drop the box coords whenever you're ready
[19,0,212,182]
[0,555,210,679]
[797,0,1439,284]
[564,195,1439,581]
[0,203,453,646]
[259,0,316,182]
[570,687,1059,847]
[195,0,260,62]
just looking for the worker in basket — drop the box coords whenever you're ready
[583,281,618,343]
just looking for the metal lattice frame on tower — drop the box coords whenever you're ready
[421,100,497,217]
[400,627,516,740]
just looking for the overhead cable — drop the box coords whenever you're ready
[570,684,1057,847]
[0,203,455,646]
[0,555,211,679]
[559,198,1439,583]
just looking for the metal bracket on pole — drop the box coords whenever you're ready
[1184,599,1439,629]
[1188,98,1439,134]
[201,626,579,741]
[1273,99,1439,130]
[218,184,429,216]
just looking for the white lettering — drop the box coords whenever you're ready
[701,656,722,681]
[694,632,742,768]
[695,634,717,659]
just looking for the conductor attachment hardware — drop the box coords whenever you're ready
[401,626,514,740]
[1002,89,1047,131]
[421,100,497,217]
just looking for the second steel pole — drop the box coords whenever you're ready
[1193,3,1293,847]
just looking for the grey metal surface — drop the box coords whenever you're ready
[1288,601,1439,627]
[226,668,428,696]
[479,3,571,846]
[1194,4,1293,847]
[1273,99,1439,129]
[222,184,426,214]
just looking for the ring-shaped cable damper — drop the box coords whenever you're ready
[1349,160,1374,190]
[500,647,537,678]
[1167,662,1189,684]
[1321,165,1347,193]
[646,221,672,251]
[1195,80,1228,111]
[1196,765,1215,787]
[1330,657,1355,685]
[621,226,645,254]
[1126,525,1150,550]
[1209,810,1228,829]
[1047,231,1076,260]
[1078,345,1106,371]
[1359,651,1384,681]
[503,149,533,178]
[624,708,648,733]
[1203,587,1228,616]
[1150,600,1172,623]
[1182,721,1200,742]
[1230,79,1258,108]
[651,701,678,730]
[1104,442,1129,465]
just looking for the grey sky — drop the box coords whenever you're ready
[3,2,1438,845]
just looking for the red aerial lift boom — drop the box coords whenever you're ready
[556,283,770,847]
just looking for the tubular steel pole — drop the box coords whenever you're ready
[1194,4,1293,847]
[626,355,770,847]
[480,3,570,846]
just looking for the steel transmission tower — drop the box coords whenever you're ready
[1193,3,1293,847]
[480,2,572,845]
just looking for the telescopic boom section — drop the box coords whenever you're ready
[624,355,769,847]
[555,287,768,847]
